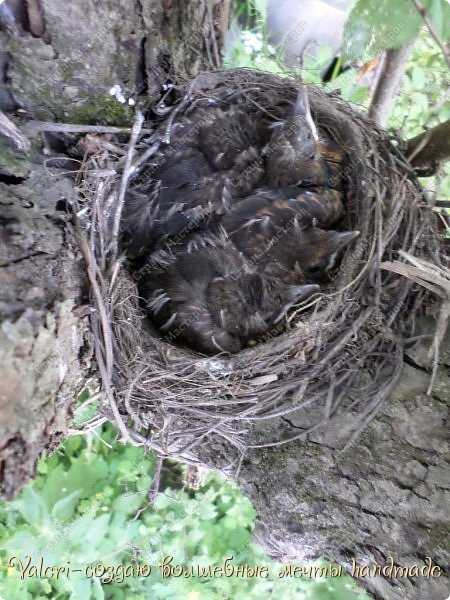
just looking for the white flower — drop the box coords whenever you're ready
[241,30,264,54]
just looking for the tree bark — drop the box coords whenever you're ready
[368,40,417,128]
[239,327,450,600]
[0,2,448,600]
[403,119,450,175]
[0,0,230,496]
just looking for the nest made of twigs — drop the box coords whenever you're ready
[74,68,447,472]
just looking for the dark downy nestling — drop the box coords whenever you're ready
[121,106,270,257]
[139,232,319,354]
[264,85,345,189]
[218,186,358,282]
[121,85,345,256]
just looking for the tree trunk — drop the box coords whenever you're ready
[0,0,230,496]
[368,39,417,128]
[0,2,448,599]
[239,326,450,600]
[403,119,450,175]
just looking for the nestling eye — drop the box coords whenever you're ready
[307,264,323,275]
[306,263,325,277]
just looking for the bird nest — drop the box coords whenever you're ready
[74,68,447,470]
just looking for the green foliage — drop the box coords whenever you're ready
[223,28,283,73]
[343,0,450,61]
[389,32,450,204]
[390,32,449,136]
[0,425,370,599]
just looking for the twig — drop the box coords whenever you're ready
[0,110,30,152]
[404,119,450,172]
[411,0,450,70]
[406,129,433,163]
[74,213,138,446]
[381,253,450,395]
[149,455,163,504]
[110,110,144,258]
[427,300,450,394]
[205,0,221,69]
[23,120,153,135]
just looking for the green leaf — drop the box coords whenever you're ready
[343,0,422,61]
[51,490,81,522]
[66,436,83,453]
[442,0,450,40]
[348,86,369,104]
[70,574,93,600]
[411,65,426,88]
[3,530,41,554]
[136,475,152,493]
[428,0,443,37]
[77,388,90,403]
[36,458,48,475]
[251,0,267,23]
[91,577,105,600]
[15,486,49,526]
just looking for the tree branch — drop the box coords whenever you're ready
[411,0,450,69]
[404,119,450,174]
[368,39,417,127]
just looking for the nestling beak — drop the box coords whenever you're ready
[273,283,320,324]
[335,230,360,249]
[293,85,319,143]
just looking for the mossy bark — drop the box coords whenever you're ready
[237,334,450,600]
[0,0,229,495]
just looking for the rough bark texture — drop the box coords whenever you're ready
[0,0,230,121]
[0,152,89,497]
[0,2,448,599]
[404,119,450,175]
[240,327,450,600]
[0,0,230,496]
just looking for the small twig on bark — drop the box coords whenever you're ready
[110,110,144,258]
[205,1,221,69]
[74,217,137,446]
[0,110,30,152]
[381,251,450,395]
[149,455,164,504]
[23,121,152,135]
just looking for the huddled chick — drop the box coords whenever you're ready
[139,232,319,354]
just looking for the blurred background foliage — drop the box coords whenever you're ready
[1,0,449,597]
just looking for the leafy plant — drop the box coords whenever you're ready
[343,0,450,62]
[0,424,370,599]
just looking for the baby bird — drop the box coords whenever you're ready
[121,83,357,355]
[265,85,345,190]
[220,186,345,231]
[121,85,345,257]
[121,106,270,256]
[263,227,360,283]
[218,190,358,283]
[137,233,319,355]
